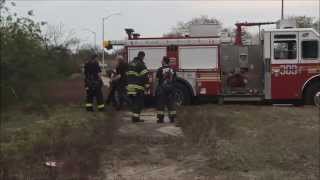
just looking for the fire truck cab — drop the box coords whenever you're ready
[108,24,320,105]
[263,28,320,104]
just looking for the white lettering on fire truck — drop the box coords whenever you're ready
[279,65,298,75]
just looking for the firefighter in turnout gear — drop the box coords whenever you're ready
[156,56,177,123]
[126,51,149,123]
[84,55,105,111]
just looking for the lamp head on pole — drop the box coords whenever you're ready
[125,28,134,39]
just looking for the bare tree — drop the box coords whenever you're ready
[44,23,80,49]
[286,16,319,32]
[164,15,222,37]
[164,15,253,40]
[312,18,320,32]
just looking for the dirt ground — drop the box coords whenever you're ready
[100,106,319,180]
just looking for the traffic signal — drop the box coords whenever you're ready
[103,40,113,50]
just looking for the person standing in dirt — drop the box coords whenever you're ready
[105,68,116,105]
[84,54,105,112]
[126,51,149,123]
[156,56,177,124]
[107,55,129,110]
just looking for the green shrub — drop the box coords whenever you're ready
[0,2,81,108]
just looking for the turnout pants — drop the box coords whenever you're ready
[156,87,176,122]
[128,91,144,121]
[86,87,104,111]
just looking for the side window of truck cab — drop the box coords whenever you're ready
[302,40,319,59]
[299,30,320,62]
[273,34,297,60]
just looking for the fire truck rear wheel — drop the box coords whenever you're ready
[305,82,320,105]
[173,83,191,106]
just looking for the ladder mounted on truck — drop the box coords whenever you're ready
[235,22,276,46]
[110,37,232,46]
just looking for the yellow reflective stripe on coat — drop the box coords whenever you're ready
[169,111,176,115]
[127,91,137,95]
[127,84,145,91]
[126,71,140,76]
[132,113,140,117]
[97,104,105,109]
[126,70,148,77]
[85,103,93,107]
[157,111,165,115]
[140,69,149,76]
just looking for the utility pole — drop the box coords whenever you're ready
[102,12,121,65]
[318,0,320,33]
[281,0,284,20]
[102,18,105,65]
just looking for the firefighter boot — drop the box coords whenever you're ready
[86,107,94,112]
[157,116,164,123]
[131,113,144,123]
[132,117,144,123]
[157,112,165,123]
[169,111,176,123]
[97,104,105,112]
[169,117,175,123]
[86,103,94,112]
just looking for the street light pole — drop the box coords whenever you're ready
[102,18,105,64]
[102,12,121,65]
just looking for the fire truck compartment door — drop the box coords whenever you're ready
[128,47,166,69]
[179,46,218,69]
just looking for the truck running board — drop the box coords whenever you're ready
[219,95,264,104]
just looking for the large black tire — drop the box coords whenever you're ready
[173,83,192,106]
[304,82,320,105]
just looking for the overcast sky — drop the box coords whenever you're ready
[9,0,320,48]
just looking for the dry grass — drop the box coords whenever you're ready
[1,105,121,180]
[178,105,320,179]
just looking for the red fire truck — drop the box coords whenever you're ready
[106,21,320,105]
